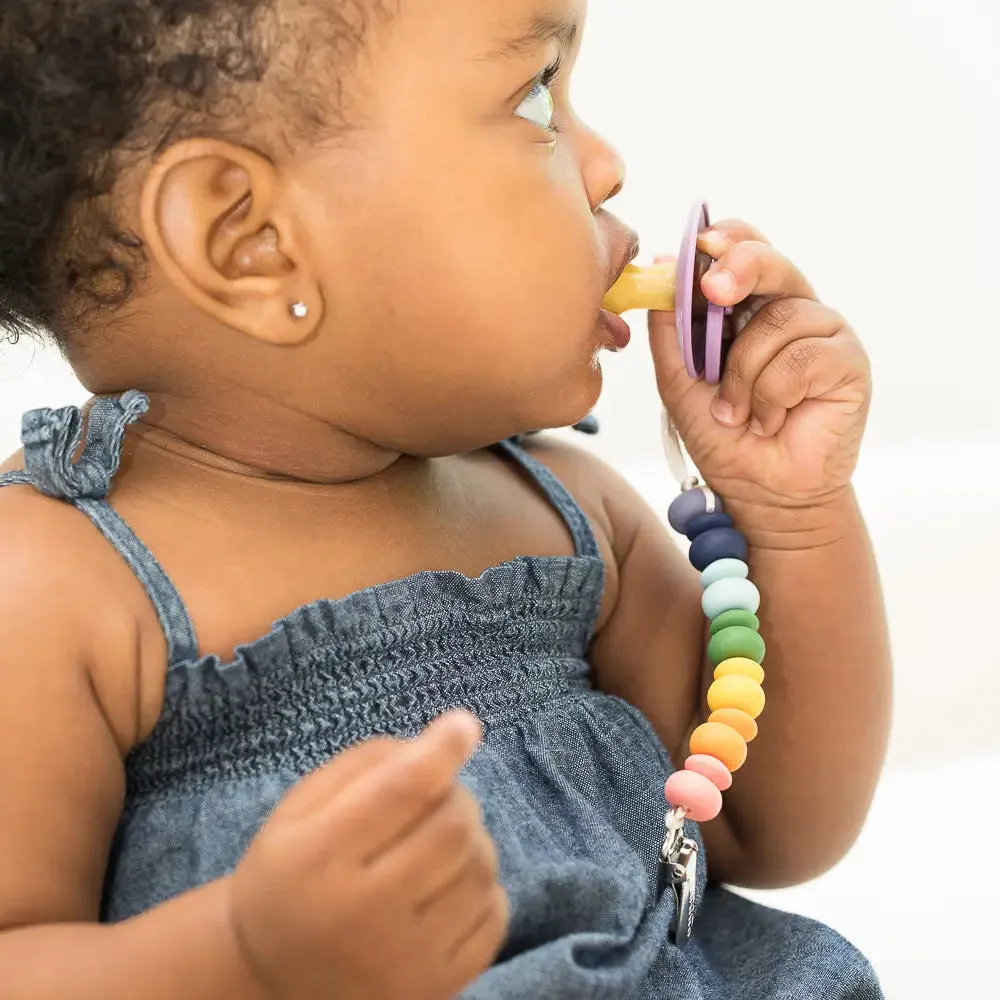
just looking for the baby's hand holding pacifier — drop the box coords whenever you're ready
[650,220,871,513]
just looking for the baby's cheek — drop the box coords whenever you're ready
[533,252,606,341]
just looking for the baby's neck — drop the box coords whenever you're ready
[135,388,403,485]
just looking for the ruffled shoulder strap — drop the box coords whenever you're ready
[0,392,199,664]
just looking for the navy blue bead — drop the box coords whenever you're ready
[668,487,723,534]
[689,527,748,571]
[684,511,734,541]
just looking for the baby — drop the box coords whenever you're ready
[0,0,892,997]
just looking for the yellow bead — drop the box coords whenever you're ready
[714,657,764,684]
[690,722,748,772]
[709,708,759,743]
[707,674,766,719]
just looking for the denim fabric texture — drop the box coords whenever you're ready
[0,393,884,999]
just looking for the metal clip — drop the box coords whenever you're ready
[657,807,699,947]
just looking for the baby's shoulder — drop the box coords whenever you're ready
[515,434,653,566]
[0,458,168,751]
[0,452,131,608]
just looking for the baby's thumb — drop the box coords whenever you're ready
[412,709,483,774]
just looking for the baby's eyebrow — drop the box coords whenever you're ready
[488,13,578,59]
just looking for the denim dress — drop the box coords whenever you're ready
[0,392,883,999]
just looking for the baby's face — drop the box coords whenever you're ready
[289,0,636,453]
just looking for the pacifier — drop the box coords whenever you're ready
[602,200,733,384]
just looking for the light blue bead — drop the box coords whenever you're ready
[702,576,761,619]
[700,558,749,590]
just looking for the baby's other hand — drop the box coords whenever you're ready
[229,711,507,1000]
[650,220,871,517]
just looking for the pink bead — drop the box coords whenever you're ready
[685,753,733,791]
[664,770,723,822]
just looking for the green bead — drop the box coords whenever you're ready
[708,625,766,666]
[710,609,760,635]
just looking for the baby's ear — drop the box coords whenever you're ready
[139,138,323,344]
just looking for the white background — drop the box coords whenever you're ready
[1,1,997,996]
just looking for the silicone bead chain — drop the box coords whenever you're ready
[664,482,766,824]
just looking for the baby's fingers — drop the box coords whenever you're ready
[697,218,771,255]
[754,332,870,439]
[746,338,827,437]
[747,334,869,438]
[712,298,847,431]
[700,240,817,307]
[329,710,483,863]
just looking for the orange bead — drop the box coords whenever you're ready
[714,657,765,685]
[689,722,748,772]
[709,708,758,743]
[707,674,766,719]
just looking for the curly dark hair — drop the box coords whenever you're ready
[0,0,371,344]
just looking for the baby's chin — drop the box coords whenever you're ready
[521,354,604,436]
[424,363,604,454]
[518,317,612,427]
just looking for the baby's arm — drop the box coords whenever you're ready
[0,492,271,999]
[1,889,269,999]
[529,439,891,889]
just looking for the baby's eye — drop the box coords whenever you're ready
[515,80,555,132]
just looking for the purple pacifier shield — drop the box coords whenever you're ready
[676,200,726,384]
[704,302,725,384]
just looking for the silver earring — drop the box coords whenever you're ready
[289,301,309,319]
